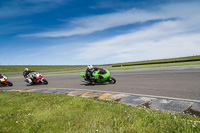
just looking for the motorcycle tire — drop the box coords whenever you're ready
[109,77,116,84]
[43,79,48,85]
[7,81,13,86]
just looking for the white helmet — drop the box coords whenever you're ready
[24,68,29,71]
[87,65,94,71]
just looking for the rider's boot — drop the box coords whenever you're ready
[27,78,33,84]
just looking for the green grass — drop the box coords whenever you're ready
[0,65,86,73]
[110,55,200,66]
[1,91,200,133]
[5,61,200,77]
[1,55,200,74]
[107,61,200,71]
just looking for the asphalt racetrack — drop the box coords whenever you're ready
[2,65,200,100]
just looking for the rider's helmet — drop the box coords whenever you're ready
[24,68,29,72]
[87,65,94,72]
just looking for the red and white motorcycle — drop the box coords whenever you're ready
[0,75,13,86]
[24,72,48,85]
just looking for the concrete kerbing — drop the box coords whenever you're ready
[9,89,23,92]
[1,88,200,116]
[119,96,156,107]
[67,91,88,96]
[22,89,39,92]
[185,103,200,117]
[149,99,194,113]
[98,93,114,100]
[80,91,105,98]
[54,89,74,94]
[0,88,15,91]
[108,94,130,101]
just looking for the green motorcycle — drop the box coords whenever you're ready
[80,68,116,85]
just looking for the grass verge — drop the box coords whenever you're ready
[0,65,86,73]
[6,61,200,77]
[107,61,200,71]
[110,55,200,66]
[1,55,200,73]
[1,91,200,133]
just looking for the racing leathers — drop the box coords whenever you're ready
[85,67,103,84]
[0,74,3,79]
[0,74,5,82]
[23,70,36,84]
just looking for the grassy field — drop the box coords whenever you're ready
[107,61,200,70]
[1,91,200,133]
[0,65,86,73]
[110,55,200,66]
[5,61,200,77]
[1,55,200,74]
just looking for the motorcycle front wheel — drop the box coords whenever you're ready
[42,79,48,85]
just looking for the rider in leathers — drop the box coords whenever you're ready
[0,74,3,79]
[86,65,103,85]
[0,74,5,82]
[23,68,36,84]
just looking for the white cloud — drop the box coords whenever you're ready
[21,2,200,38]
[0,0,66,18]
[21,8,162,37]
[16,1,200,64]
[71,2,200,63]
[74,19,200,63]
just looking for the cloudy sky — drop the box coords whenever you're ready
[1,0,200,65]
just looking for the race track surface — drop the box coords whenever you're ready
[2,65,200,100]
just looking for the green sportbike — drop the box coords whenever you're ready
[80,68,116,85]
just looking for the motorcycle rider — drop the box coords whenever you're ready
[0,74,5,82]
[85,65,103,85]
[23,68,36,84]
[0,74,6,84]
[0,74,3,79]
[0,74,8,83]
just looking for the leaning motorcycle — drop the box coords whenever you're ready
[24,72,48,85]
[0,75,13,86]
[80,68,116,85]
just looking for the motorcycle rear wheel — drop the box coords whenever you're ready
[7,81,13,86]
[109,77,116,84]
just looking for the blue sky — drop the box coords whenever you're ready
[0,0,200,65]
